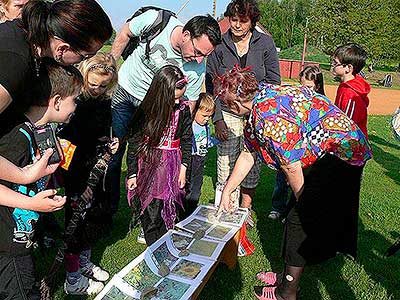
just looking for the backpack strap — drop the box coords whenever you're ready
[141,10,175,59]
[19,126,35,161]
[122,7,176,61]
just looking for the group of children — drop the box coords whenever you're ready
[0,41,371,298]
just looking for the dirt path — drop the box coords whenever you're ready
[324,84,400,115]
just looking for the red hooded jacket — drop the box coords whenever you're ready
[335,75,370,138]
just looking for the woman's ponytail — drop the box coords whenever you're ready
[21,0,51,49]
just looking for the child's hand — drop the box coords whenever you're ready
[31,189,66,212]
[127,177,137,190]
[109,137,119,154]
[20,149,59,184]
[214,120,229,141]
[178,165,187,189]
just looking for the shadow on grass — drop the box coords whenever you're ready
[368,138,400,185]
[199,263,243,300]
[301,256,357,300]
[368,134,400,151]
[358,221,400,300]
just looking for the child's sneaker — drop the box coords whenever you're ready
[81,264,110,282]
[268,210,281,220]
[137,228,146,244]
[64,276,104,295]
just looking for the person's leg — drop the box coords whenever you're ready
[79,249,109,282]
[140,199,167,246]
[276,265,303,300]
[185,155,205,217]
[240,131,262,209]
[269,170,289,219]
[108,85,141,215]
[0,255,40,300]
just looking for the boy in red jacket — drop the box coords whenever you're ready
[332,43,370,138]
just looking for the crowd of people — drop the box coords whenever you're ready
[0,0,374,299]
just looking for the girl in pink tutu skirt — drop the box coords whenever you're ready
[126,65,193,245]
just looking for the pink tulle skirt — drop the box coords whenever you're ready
[132,148,184,229]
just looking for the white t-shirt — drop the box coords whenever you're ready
[118,10,205,101]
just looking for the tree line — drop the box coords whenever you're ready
[257,0,400,65]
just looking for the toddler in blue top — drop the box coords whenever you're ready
[183,93,218,218]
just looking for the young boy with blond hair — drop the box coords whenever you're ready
[183,93,218,217]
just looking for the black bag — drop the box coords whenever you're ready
[121,6,176,61]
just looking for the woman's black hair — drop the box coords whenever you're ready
[21,0,112,51]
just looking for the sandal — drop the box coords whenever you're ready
[246,209,255,228]
[256,272,277,285]
[254,286,277,300]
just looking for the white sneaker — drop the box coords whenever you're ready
[137,228,146,244]
[81,264,110,282]
[64,276,104,295]
[268,210,281,220]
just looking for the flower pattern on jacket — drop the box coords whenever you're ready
[244,84,372,170]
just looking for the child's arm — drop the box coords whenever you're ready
[335,88,367,127]
[0,149,59,184]
[0,184,66,212]
[126,125,140,190]
[179,107,194,188]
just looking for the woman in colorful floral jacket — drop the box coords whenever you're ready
[215,66,372,300]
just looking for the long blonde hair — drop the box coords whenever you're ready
[78,52,117,99]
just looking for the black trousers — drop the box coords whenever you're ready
[0,255,40,300]
[182,155,206,219]
[140,199,167,246]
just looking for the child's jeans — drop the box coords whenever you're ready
[109,85,141,214]
[140,198,167,246]
[271,170,289,214]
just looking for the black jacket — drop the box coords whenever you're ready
[127,104,193,177]
[206,29,281,122]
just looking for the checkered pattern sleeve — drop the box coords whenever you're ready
[247,84,372,169]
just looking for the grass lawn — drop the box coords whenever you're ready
[36,115,400,300]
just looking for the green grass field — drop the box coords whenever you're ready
[36,115,400,300]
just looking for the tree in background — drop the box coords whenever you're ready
[258,0,311,49]
[257,0,399,66]
[307,0,400,64]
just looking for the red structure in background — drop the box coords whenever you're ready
[279,59,320,79]
[217,18,320,80]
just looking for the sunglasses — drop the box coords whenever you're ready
[54,36,96,61]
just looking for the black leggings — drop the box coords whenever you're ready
[140,199,167,246]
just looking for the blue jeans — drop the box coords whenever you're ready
[271,170,289,213]
[108,85,142,214]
